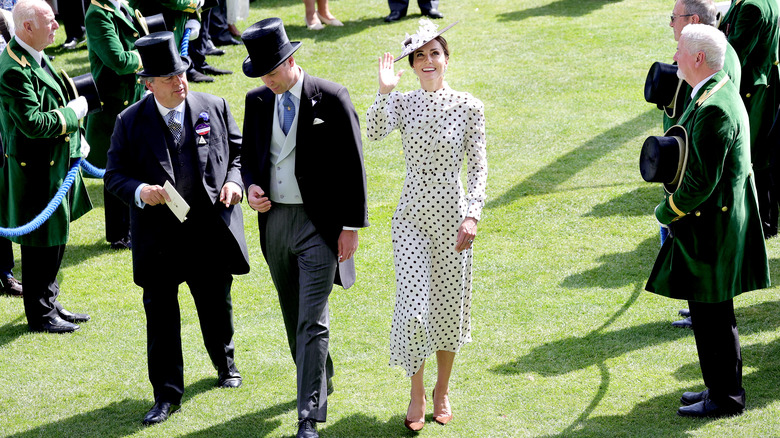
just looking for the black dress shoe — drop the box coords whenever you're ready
[681,389,708,406]
[672,316,692,328]
[0,275,23,296]
[213,36,242,46]
[187,70,214,83]
[199,65,233,76]
[297,418,318,438]
[677,397,743,418]
[59,308,91,323]
[423,8,444,19]
[33,316,79,333]
[384,10,405,22]
[217,371,242,388]
[142,401,177,425]
[110,236,131,250]
[679,309,691,317]
[204,47,226,56]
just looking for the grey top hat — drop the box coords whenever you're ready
[640,125,689,194]
[135,31,190,77]
[241,18,301,78]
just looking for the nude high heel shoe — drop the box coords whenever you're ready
[305,15,324,30]
[316,11,343,26]
[432,388,453,425]
[404,395,426,431]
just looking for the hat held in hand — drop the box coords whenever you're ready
[640,125,689,194]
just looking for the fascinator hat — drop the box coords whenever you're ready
[394,18,458,63]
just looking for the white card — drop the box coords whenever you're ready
[163,180,190,223]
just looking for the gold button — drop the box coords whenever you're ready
[124,100,129,105]
[50,160,54,166]
[133,32,139,37]
[20,162,26,167]
[59,105,64,109]
[695,211,701,217]
[137,78,141,84]
[64,136,70,142]
[746,93,752,98]
[774,60,779,65]
[722,206,728,212]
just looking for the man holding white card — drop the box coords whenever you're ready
[104,31,248,426]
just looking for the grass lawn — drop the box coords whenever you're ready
[2,0,779,436]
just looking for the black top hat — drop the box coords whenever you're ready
[135,11,167,37]
[241,18,301,78]
[135,31,190,77]
[644,62,685,118]
[60,70,102,116]
[640,125,689,193]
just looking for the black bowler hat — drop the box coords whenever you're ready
[644,62,685,119]
[240,18,301,78]
[134,11,167,36]
[135,31,190,77]
[640,125,689,193]
[60,70,102,116]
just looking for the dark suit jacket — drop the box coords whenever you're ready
[105,91,249,287]
[241,74,369,287]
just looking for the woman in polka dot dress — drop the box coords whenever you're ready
[366,19,487,431]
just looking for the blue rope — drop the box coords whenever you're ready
[81,159,105,178]
[181,28,191,56]
[0,158,83,238]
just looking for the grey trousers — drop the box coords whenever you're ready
[264,204,336,422]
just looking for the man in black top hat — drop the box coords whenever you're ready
[240,18,368,438]
[104,30,249,426]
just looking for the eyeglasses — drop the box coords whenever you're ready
[670,13,695,23]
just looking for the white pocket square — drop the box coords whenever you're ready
[313,118,325,125]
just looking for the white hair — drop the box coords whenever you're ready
[680,23,726,71]
[12,0,50,32]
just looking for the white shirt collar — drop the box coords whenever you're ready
[154,96,186,121]
[277,66,305,103]
[14,36,43,67]
[690,72,718,100]
[108,0,122,10]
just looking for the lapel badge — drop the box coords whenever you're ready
[195,123,210,136]
[197,136,207,145]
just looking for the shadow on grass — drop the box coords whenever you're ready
[4,398,150,438]
[584,185,663,218]
[537,335,780,437]
[497,0,627,22]
[562,236,659,290]
[321,413,421,437]
[486,108,657,209]
[3,379,242,437]
[181,399,296,437]
[0,314,27,348]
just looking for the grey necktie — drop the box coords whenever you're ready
[167,109,182,144]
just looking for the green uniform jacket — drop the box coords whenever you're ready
[84,0,145,169]
[662,43,742,131]
[646,70,770,302]
[718,0,780,167]
[129,0,198,45]
[0,38,92,247]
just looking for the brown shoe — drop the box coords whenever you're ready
[404,395,425,431]
[0,275,23,296]
[432,388,453,425]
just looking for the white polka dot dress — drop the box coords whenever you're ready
[366,84,487,377]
